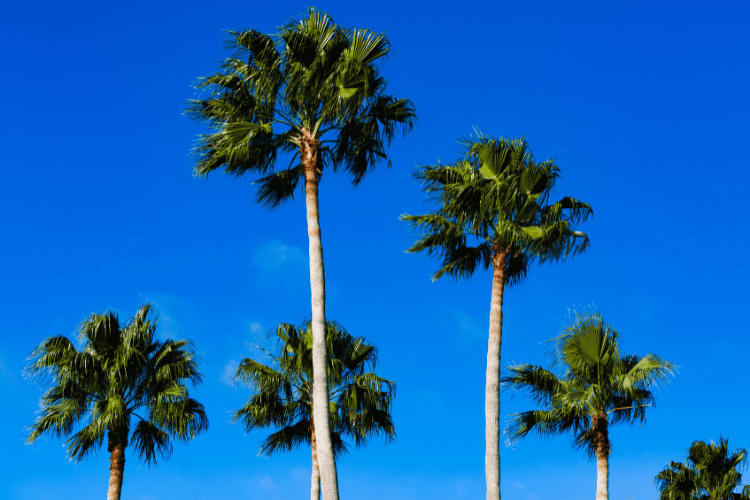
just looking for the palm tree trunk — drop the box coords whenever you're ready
[300,129,340,500]
[593,414,610,500]
[311,421,321,500]
[486,245,508,500]
[106,428,126,500]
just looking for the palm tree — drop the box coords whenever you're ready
[25,303,208,500]
[655,436,750,500]
[501,310,677,500]
[401,134,592,500]
[185,10,414,499]
[232,320,396,500]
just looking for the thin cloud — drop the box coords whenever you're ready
[453,309,483,340]
[250,240,308,291]
[251,240,306,272]
[220,359,239,387]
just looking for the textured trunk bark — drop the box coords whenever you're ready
[486,245,508,500]
[592,414,610,500]
[300,129,339,500]
[106,427,127,500]
[311,421,321,500]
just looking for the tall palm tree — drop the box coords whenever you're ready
[501,310,677,500]
[655,436,750,500]
[185,10,414,499]
[401,134,592,500]
[25,303,208,500]
[232,320,396,500]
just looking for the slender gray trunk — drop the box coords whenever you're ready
[311,422,321,500]
[486,246,507,500]
[301,130,340,500]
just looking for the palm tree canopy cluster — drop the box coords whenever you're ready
[20,7,746,500]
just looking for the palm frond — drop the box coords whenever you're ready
[65,421,106,462]
[130,419,173,467]
[257,418,311,457]
[253,164,304,209]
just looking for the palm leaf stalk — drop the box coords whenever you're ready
[185,10,414,500]
[232,320,396,500]
[655,436,750,500]
[401,133,592,500]
[501,309,677,500]
[26,303,208,500]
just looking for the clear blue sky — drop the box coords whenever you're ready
[2,1,749,499]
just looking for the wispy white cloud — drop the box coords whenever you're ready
[512,480,526,490]
[250,240,309,291]
[452,309,484,340]
[139,293,195,340]
[291,465,310,486]
[257,475,277,492]
[0,349,21,395]
[252,240,306,271]
[220,359,239,387]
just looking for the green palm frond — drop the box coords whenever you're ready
[258,418,312,457]
[66,420,107,462]
[130,419,172,467]
[500,364,563,406]
[505,408,588,445]
[253,164,304,209]
[548,310,619,382]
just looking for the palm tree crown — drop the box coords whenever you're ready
[232,320,396,455]
[402,134,592,282]
[185,7,416,203]
[26,303,208,499]
[655,436,750,500]
[232,320,395,500]
[501,310,676,500]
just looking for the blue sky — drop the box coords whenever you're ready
[2,1,749,499]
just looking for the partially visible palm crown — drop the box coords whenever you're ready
[501,310,676,458]
[185,7,416,204]
[655,436,750,500]
[232,320,396,456]
[401,134,592,282]
[26,303,208,465]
